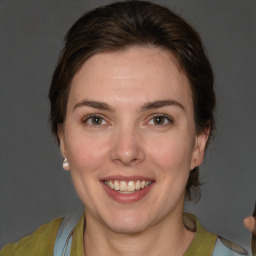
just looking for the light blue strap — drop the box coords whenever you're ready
[54,220,252,256]
[213,238,235,256]
[54,217,78,256]
[212,238,250,256]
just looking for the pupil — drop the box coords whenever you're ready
[155,117,164,124]
[92,117,101,125]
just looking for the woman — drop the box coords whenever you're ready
[0,1,255,255]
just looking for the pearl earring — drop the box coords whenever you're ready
[63,158,70,170]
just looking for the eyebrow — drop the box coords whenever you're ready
[73,99,185,112]
[139,99,185,112]
[73,100,114,112]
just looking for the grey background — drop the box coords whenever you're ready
[0,0,255,251]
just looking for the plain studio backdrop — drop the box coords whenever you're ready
[0,0,255,251]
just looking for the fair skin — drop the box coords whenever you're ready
[244,216,256,235]
[59,46,210,256]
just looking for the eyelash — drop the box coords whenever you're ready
[81,114,173,127]
[147,114,173,126]
[82,114,107,126]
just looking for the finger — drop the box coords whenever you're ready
[243,216,255,233]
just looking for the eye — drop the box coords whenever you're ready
[83,115,107,126]
[148,115,173,126]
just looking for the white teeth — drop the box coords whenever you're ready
[104,180,152,192]
[120,181,127,191]
[114,180,119,190]
[109,180,114,189]
[135,180,140,190]
[127,181,135,192]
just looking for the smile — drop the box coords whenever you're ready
[103,180,153,193]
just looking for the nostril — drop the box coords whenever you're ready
[109,127,146,166]
[110,142,145,166]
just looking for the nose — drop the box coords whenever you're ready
[110,125,145,166]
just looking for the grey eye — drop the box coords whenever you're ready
[84,115,107,126]
[90,116,103,125]
[153,116,166,125]
[149,115,172,126]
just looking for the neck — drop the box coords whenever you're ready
[83,207,195,256]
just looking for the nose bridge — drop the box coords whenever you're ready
[110,120,145,166]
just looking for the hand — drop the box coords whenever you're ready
[243,216,256,235]
[244,202,256,256]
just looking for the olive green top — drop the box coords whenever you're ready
[0,213,217,256]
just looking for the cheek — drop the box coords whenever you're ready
[65,132,110,172]
[146,133,195,170]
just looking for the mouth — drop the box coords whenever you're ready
[103,180,153,193]
[101,176,155,203]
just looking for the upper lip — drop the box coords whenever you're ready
[100,175,155,181]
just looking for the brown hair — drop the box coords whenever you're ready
[49,0,215,201]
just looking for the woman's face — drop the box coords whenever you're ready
[59,47,208,234]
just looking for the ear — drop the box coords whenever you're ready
[190,128,210,170]
[58,124,70,171]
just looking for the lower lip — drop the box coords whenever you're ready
[101,182,154,203]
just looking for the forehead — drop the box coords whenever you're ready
[68,46,193,111]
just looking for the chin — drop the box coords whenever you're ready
[103,211,150,235]
[108,221,147,235]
